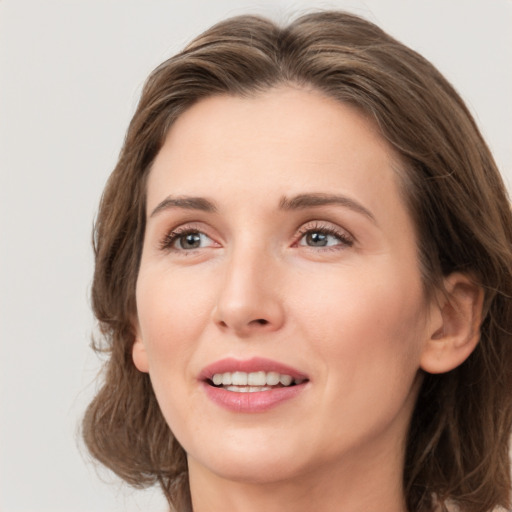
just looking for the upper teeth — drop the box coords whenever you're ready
[211,371,298,387]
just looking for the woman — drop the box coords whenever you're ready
[83,11,512,512]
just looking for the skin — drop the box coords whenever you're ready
[132,86,480,512]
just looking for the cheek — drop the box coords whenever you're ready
[293,263,426,376]
[135,266,216,370]
[134,268,215,433]
[294,266,426,437]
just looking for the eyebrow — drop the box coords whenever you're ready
[149,192,375,223]
[279,193,376,223]
[150,196,218,217]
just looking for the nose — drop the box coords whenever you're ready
[212,248,285,337]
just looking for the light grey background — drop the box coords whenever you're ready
[1,1,511,511]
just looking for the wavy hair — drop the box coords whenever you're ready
[82,11,512,512]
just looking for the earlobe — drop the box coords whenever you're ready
[420,273,484,374]
[132,335,150,373]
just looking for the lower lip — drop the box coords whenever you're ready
[202,382,307,413]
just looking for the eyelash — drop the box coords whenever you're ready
[159,222,354,252]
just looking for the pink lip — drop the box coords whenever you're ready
[199,357,309,413]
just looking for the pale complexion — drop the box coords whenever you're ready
[132,87,482,512]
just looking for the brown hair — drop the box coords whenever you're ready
[82,11,512,512]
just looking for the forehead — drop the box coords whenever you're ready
[147,87,406,224]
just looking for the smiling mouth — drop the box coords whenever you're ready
[208,371,308,393]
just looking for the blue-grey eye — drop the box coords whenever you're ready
[300,230,342,247]
[175,232,213,249]
[306,232,327,246]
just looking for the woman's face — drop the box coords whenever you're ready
[133,87,437,486]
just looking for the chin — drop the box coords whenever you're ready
[186,433,309,485]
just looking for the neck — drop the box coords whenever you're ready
[187,438,409,512]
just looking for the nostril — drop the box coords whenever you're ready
[215,317,270,330]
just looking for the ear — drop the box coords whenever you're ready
[131,321,149,373]
[420,273,484,374]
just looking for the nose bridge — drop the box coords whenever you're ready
[213,239,284,334]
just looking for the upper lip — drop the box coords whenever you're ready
[199,357,309,382]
